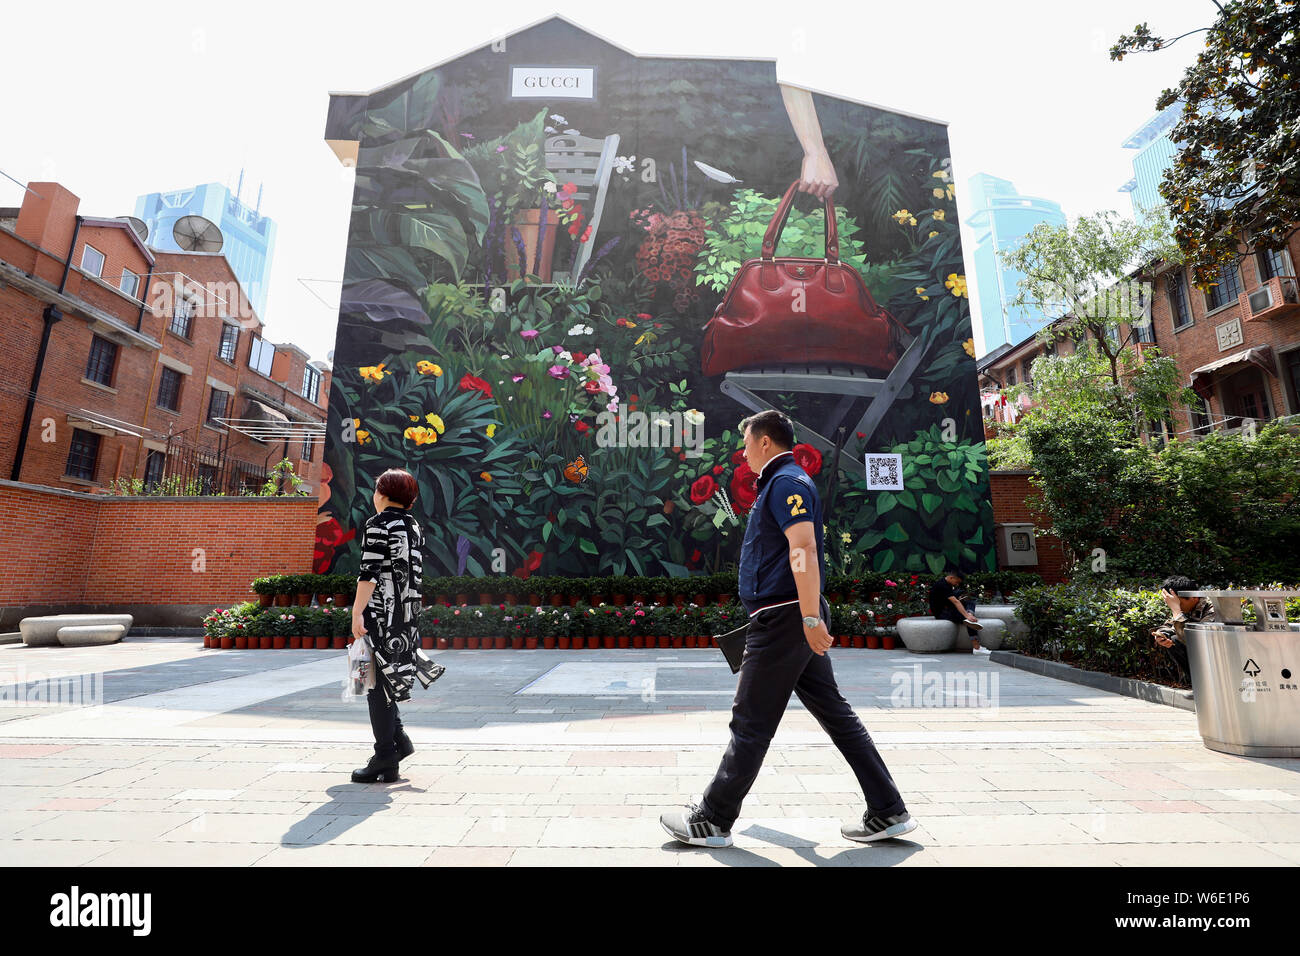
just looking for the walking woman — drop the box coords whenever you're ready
[350,468,443,783]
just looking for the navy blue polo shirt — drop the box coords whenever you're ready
[737,451,826,614]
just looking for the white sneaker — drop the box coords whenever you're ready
[972,646,992,655]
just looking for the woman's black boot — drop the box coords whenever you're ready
[351,756,399,783]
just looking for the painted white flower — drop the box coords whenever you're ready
[684,408,705,426]
[542,181,557,194]
[544,126,557,134]
[567,324,593,336]
[558,350,573,363]
[613,155,635,174]
[550,113,566,124]
[563,128,579,135]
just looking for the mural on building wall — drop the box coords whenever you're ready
[317,16,993,581]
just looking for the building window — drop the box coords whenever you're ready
[248,334,274,377]
[218,323,239,363]
[170,296,196,338]
[1204,263,1242,312]
[65,428,100,481]
[1006,368,1017,387]
[301,434,314,461]
[144,449,166,490]
[120,268,140,298]
[302,364,321,402]
[1167,272,1192,329]
[1132,318,1155,344]
[206,387,229,424]
[1189,394,1211,434]
[81,244,105,278]
[1021,359,1034,386]
[157,366,182,411]
[85,335,118,386]
[1257,245,1291,282]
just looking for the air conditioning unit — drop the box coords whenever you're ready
[1248,285,1273,315]
[1240,276,1300,322]
[997,523,1039,567]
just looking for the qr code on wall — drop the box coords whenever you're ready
[865,453,903,491]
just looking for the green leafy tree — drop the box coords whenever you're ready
[1111,0,1300,288]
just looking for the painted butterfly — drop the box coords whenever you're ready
[562,456,590,483]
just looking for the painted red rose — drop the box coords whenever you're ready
[792,443,822,476]
[458,373,493,398]
[731,448,746,465]
[572,350,587,363]
[689,474,718,505]
[730,462,758,513]
[575,420,590,434]
[583,380,602,394]
[312,518,356,573]
[712,464,725,476]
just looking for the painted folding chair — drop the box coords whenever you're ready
[544,131,621,282]
[718,329,929,476]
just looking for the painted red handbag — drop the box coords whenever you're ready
[701,181,908,377]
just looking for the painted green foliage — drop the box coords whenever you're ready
[320,20,992,580]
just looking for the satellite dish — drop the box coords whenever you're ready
[172,214,223,253]
[118,216,149,241]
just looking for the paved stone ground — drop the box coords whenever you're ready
[1,638,1297,866]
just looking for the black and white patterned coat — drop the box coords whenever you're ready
[358,505,430,702]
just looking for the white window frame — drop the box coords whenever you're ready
[81,244,105,278]
[119,268,140,298]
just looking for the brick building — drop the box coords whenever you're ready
[0,181,332,497]
[978,229,1300,437]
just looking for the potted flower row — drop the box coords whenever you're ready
[204,605,355,649]
[252,574,356,608]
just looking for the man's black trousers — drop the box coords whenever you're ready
[699,596,906,831]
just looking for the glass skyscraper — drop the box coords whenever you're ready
[134,176,277,318]
[966,173,1066,356]
[1118,101,1181,218]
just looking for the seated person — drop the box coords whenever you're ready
[929,570,987,654]
[1150,574,1216,684]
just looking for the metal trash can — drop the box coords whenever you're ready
[1183,589,1300,758]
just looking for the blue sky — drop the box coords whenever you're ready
[1,0,1207,360]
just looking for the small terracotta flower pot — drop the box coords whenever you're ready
[257,594,273,608]
[478,593,492,606]
[557,637,570,650]
[333,593,349,606]
[617,636,630,649]
[272,636,286,649]
[421,637,434,650]
[466,637,480,649]
[456,593,470,605]
[437,637,450,650]
[685,636,697,648]
[570,637,585,649]
[672,596,685,608]
[234,636,248,649]
[316,637,331,650]
[259,636,273,649]
[296,594,311,606]
[692,594,707,607]
[549,594,565,607]
[655,593,668,605]
[452,637,466,649]
[525,637,538,650]
[220,636,234,649]
[495,636,508,650]
[274,595,291,607]
[631,594,645,605]
[511,636,525,650]
[612,594,626,606]
[632,635,645,648]
[672,636,684,648]
[881,635,896,650]
[567,595,581,607]
[828,592,841,603]
[658,636,671,648]
[603,636,616,649]
[716,594,732,606]
[542,637,556,649]
[528,595,542,606]
[504,594,518,605]
[288,636,301,649]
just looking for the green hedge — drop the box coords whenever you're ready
[1013,579,1300,685]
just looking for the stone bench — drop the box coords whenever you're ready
[20,614,134,647]
[977,604,1027,646]
[55,624,128,647]
[897,615,1006,652]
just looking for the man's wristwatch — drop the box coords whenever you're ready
[802,615,822,629]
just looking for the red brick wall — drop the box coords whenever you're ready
[0,480,317,616]
[989,470,1065,582]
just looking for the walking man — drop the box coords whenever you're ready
[661,410,917,847]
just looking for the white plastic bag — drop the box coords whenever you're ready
[342,636,375,700]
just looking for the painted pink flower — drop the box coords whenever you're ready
[520,329,540,339]
[548,365,569,379]
[512,374,525,383]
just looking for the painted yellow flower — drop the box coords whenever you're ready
[962,338,975,358]
[486,424,497,438]
[945,273,968,298]
[404,426,438,445]
[840,531,852,545]
[424,413,445,433]
[480,471,493,482]
[634,331,658,346]
[932,169,950,181]
[932,187,945,199]
[945,183,956,200]
[929,231,939,239]
[914,286,930,301]
[891,209,917,226]
[416,360,443,376]
[625,320,637,328]
[409,414,418,422]
[356,430,371,445]
[359,363,387,383]
[933,209,945,221]
[929,391,950,404]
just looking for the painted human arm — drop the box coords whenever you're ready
[779,83,838,198]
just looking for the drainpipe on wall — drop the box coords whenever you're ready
[10,215,82,481]
[136,260,154,332]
